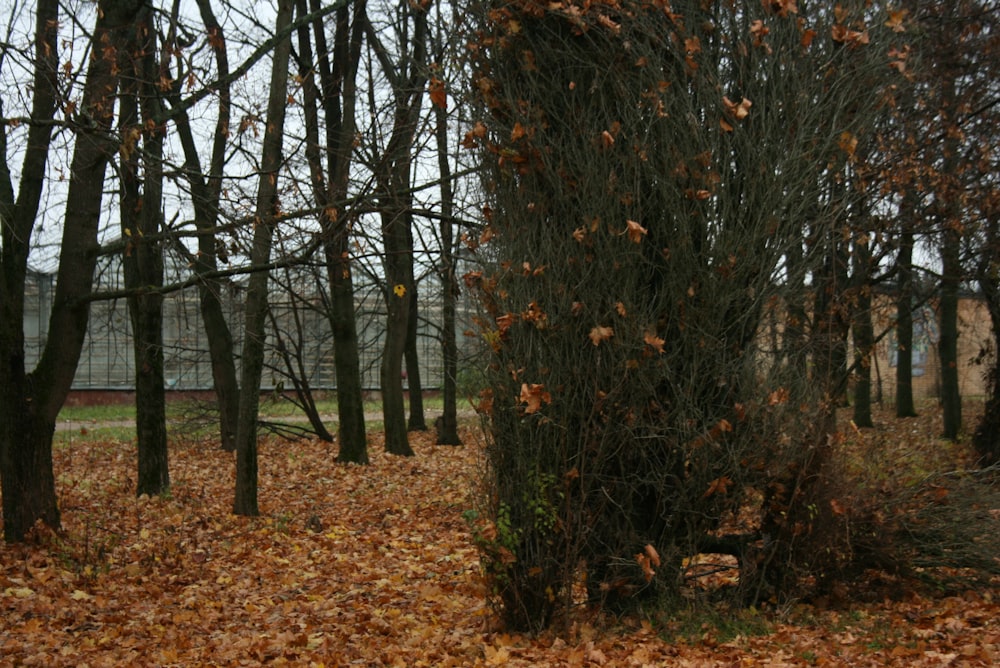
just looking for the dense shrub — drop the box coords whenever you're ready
[463,0,905,631]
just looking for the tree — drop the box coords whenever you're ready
[170,0,242,453]
[294,0,371,464]
[233,0,296,516]
[0,0,144,542]
[366,2,431,456]
[465,0,903,630]
[895,208,919,418]
[119,1,169,495]
[851,227,876,428]
[430,15,463,446]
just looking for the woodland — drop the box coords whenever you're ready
[1,0,1000,662]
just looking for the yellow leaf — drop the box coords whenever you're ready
[6,586,35,598]
[393,284,406,298]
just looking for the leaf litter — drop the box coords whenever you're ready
[1,413,998,666]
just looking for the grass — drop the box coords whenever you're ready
[54,393,473,446]
[658,604,773,645]
[57,392,464,422]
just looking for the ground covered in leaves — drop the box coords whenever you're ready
[2,410,999,666]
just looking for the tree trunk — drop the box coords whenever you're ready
[895,221,918,418]
[120,4,169,496]
[0,0,61,542]
[432,83,462,446]
[295,0,370,464]
[973,284,1000,465]
[405,280,428,431]
[1,0,140,541]
[381,207,415,456]
[173,0,241,453]
[813,231,850,407]
[172,103,241,452]
[233,0,294,516]
[939,224,962,440]
[852,232,874,428]
[368,2,428,456]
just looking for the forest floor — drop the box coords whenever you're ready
[1,405,998,666]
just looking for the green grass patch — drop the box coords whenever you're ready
[54,425,136,446]
[658,604,773,645]
[58,403,136,422]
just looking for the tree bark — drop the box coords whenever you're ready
[895,219,918,418]
[405,279,428,431]
[296,0,370,463]
[368,3,428,456]
[1,0,141,541]
[381,207,416,456]
[852,231,874,428]
[233,0,294,516]
[120,2,169,496]
[939,224,962,440]
[0,0,61,542]
[171,0,242,453]
[431,78,462,446]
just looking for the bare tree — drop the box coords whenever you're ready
[0,0,144,541]
[119,0,169,495]
[233,0,296,516]
[294,0,371,464]
[365,1,430,456]
[170,0,242,453]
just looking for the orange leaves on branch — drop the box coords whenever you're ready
[519,383,552,414]
[721,96,751,132]
[496,312,516,335]
[643,331,666,354]
[521,301,548,329]
[839,131,858,158]
[461,121,488,149]
[684,35,701,70]
[768,387,790,405]
[597,14,621,35]
[625,219,647,243]
[723,96,753,120]
[635,544,660,582]
[703,475,733,499]
[831,24,870,47]
[888,45,910,73]
[428,76,447,110]
[884,8,907,33]
[600,121,621,149]
[764,0,798,17]
[477,387,495,415]
[750,20,770,49]
[589,325,614,346]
